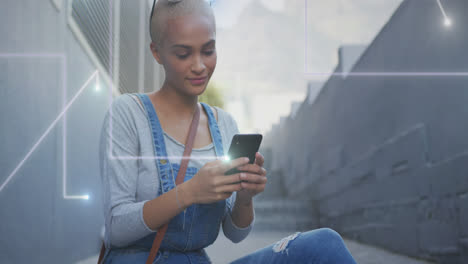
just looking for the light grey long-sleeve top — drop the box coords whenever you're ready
[99,93,254,248]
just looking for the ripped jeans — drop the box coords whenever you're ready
[230,228,357,264]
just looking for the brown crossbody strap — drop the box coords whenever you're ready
[98,104,200,264]
[145,103,200,264]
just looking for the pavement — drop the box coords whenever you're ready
[77,230,434,264]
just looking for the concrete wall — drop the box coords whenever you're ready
[0,1,161,263]
[262,0,468,263]
[0,1,107,263]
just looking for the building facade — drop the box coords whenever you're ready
[261,0,468,263]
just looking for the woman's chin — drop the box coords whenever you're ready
[186,84,207,96]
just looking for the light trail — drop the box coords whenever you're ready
[436,0,451,26]
[305,72,468,77]
[62,71,99,200]
[0,53,63,58]
[110,155,228,161]
[0,64,98,200]
[303,0,456,76]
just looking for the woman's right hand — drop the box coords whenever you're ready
[187,157,250,204]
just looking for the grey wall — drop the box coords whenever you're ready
[263,0,468,263]
[0,0,161,263]
[0,1,107,263]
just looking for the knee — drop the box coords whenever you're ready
[316,228,343,240]
[297,228,355,263]
[319,227,344,241]
[306,228,346,248]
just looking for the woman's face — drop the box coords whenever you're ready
[151,14,217,97]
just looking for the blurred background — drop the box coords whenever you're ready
[1,0,467,263]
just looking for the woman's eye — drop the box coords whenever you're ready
[204,50,215,56]
[176,54,189,59]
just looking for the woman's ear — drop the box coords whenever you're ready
[150,42,163,65]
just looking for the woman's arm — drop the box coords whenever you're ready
[100,96,157,248]
[101,95,197,247]
[142,181,193,230]
[222,191,255,243]
[230,197,254,228]
[143,158,250,231]
[222,152,266,242]
[101,96,247,247]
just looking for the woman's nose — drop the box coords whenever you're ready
[191,55,206,74]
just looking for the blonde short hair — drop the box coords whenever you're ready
[149,0,216,48]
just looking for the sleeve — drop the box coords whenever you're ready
[220,110,255,243]
[99,95,155,248]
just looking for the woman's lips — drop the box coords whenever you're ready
[188,77,207,86]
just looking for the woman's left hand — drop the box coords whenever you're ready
[235,152,267,205]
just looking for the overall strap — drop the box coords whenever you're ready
[200,103,225,158]
[146,101,201,264]
[136,93,170,168]
[136,93,176,197]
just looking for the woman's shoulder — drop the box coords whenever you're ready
[210,105,232,122]
[211,105,239,132]
[111,93,140,109]
[105,93,143,117]
[101,93,146,134]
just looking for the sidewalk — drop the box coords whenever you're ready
[77,230,434,263]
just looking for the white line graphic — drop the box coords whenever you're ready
[305,72,468,77]
[64,71,99,200]
[0,55,98,200]
[110,156,227,161]
[436,0,451,26]
[303,0,460,77]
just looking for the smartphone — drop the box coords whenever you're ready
[224,134,263,175]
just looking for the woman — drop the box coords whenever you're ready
[99,0,357,263]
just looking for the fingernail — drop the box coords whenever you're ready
[244,157,249,162]
[240,173,246,178]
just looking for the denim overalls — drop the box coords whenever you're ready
[102,93,227,264]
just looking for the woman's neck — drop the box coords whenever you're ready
[151,83,199,120]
